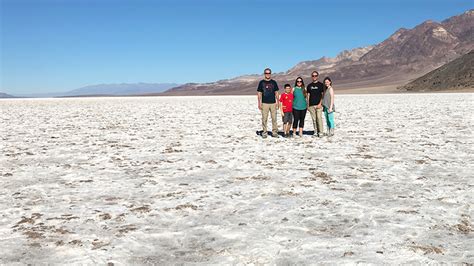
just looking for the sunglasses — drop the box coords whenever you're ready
[264,72,271,75]
[312,74,318,77]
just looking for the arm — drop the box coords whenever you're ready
[274,81,280,109]
[316,86,323,108]
[321,88,326,108]
[317,97,322,109]
[305,89,309,108]
[280,98,284,116]
[257,81,262,110]
[306,85,310,107]
[275,91,280,109]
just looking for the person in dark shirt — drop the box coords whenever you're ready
[257,68,279,138]
[306,71,325,137]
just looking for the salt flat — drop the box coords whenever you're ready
[0,94,473,264]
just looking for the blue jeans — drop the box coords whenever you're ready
[323,106,335,129]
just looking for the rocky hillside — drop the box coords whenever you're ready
[398,50,473,91]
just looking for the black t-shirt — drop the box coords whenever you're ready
[307,81,324,106]
[257,79,279,104]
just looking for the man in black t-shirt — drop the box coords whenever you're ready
[257,68,279,138]
[306,71,324,137]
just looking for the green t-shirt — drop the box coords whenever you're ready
[292,87,307,110]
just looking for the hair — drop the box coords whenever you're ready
[323,77,332,91]
[284,83,291,89]
[294,77,307,98]
[264,68,272,74]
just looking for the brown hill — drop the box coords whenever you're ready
[161,9,473,95]
[398,50,474,91]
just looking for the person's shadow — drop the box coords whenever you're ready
[256,130,315,137]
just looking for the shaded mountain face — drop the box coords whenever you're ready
[398,50,474,91]
[164,9,473,95]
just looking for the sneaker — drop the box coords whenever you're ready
[327,129,334,137]
[262,134,268,139]
[272,134,279,138]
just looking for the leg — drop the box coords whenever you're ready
[292,109,300,135]
[324,107,334,136]
[327,111,335,135]
[308,105,317,134]
[281,114,286,135]
[286,113,293,136]
[323,107,329,135]
[323,107,328,128]
[299,109,307,136]
[316,107,324,135]
[288,113,293,134]
[270,103,278,136]
[261,104,270,136]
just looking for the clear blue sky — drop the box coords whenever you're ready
[1,0,472,94]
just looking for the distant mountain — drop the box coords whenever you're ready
[0,92,17,98]
[64,83,180,96]
[163,9,474,95]
[14,92,65,98]
[398,50,474,91]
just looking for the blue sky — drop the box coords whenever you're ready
[1,0,472,94]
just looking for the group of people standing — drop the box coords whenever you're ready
[257,68,335,138]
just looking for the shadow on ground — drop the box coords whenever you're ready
[256,130,315,137]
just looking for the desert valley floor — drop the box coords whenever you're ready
[0,94,473,263]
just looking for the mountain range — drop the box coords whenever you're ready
[8,83,180,98]
[62,83,179,96]
[2,10,472,98]
[162,9,473,95]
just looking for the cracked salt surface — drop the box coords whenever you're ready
[0,94,472,263]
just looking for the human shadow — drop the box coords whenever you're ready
[256,130,315,137]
